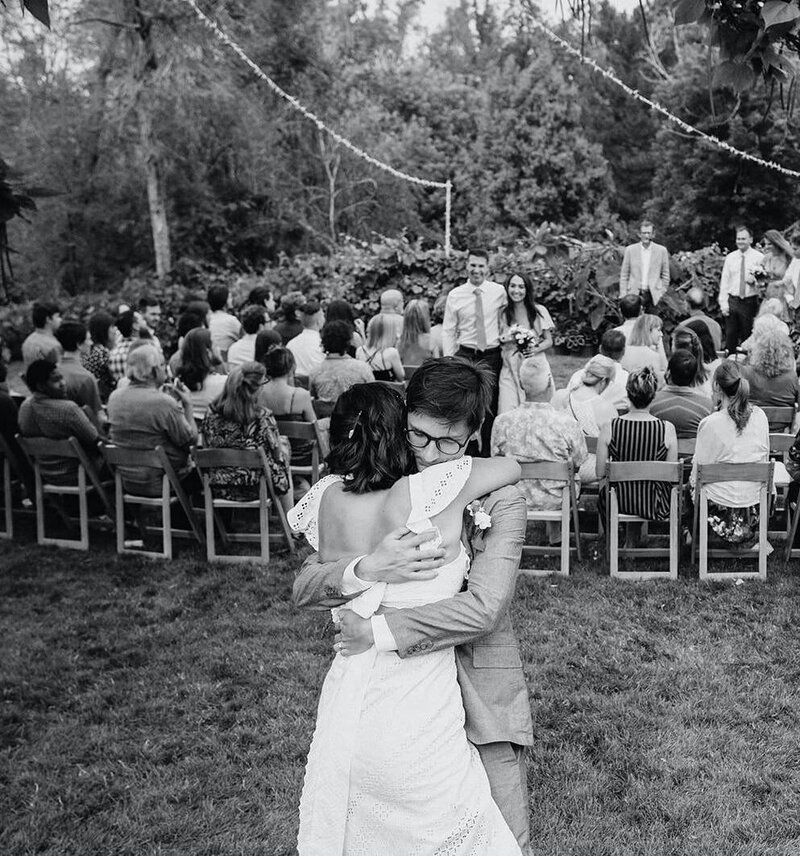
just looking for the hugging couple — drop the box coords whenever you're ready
[290,356,534,855]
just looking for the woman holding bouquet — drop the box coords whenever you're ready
[498,272,554,413]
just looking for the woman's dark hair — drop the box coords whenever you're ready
[116,310,136,338]
[184,300,211,325]
[406,356,493,434]
[88,311,114,349]
[254,329,282,365]
[626,366,659,409]
[247,285,272,307]
[326,383,415,493]
[176,327,214,391]
[682,319,717,364]
[503,272,541,328]
[325,299,357,329]
[714,360,752,433]
[320,320,353,355]
[262,344,295,378]
[671,326,707,386]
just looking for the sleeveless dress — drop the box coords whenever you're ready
[358,346,395,382]
[498,306,554,414]
[602,416,671,521]
[288,459,522,856]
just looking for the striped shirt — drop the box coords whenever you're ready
[649,387,713,439]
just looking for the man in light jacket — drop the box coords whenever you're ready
[619,220,671,311]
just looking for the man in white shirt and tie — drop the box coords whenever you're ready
[442,247,507,453]
[619,220,671,312]
[718,225,764,353]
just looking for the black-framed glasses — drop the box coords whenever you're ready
[405,427,470,455]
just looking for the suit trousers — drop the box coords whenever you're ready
[476,741,531,855]
[456,345,502,456]
[725,295,759,352]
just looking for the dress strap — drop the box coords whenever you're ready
[287,474,344,550]
[406,457,473,535]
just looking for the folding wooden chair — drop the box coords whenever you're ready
[0,433,35,540]
[377,379,407,396]
[692,462,774,581]
[102,444,205,559]
[275,419,326,486]
[605,461,683,580]
[785,491,800,567]
[192,447,295,563]
[16,435,114,550]
[0,442,12,539]
[761,406,795,433]
[518,461,581,577]
[769,433,794,539]
[403,365,420,382]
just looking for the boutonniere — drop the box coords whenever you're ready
[467,500,492,531]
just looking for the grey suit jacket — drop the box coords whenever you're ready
[619,241,670,305]
[292,484,533,748]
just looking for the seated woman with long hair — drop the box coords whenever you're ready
[203,361,292,514]
[671,326,708,392]
[356,314,405,382]
[596,367,678,524]
[288,381,522,854]
[175,327,227,421]
[325,298,365,355]
[682,318,722,397]
[691,361,770,548]
[739,314,800,411]
[397,299,432,366]
[83,310,119,402]
[620,314,668,383]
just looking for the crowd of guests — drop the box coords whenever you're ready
[4,223,800,554]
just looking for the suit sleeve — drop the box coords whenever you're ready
[292,552,364,610]
[384,488,526,657]
[619,247,631,295]
[660,246,670,290]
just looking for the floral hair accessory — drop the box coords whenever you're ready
[467,500,492,530]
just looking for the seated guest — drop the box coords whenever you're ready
[428,293,447,358]
[615,294,667,364]
[677,286,723,352]
[245,285,276,320]
[253,328,282,364]
[596,367,678,523]
[18,359,101,485]
[83,311,118,403]
[356,314,405,382]
[287,301,325,377]
[108,310,142,383]
[671,326,708,392]
[620,314,668,383]
[682,318,723,398]
[138,295,164,353]
[175,328,227,422]
[168,310,206,376]
[310,320,375,405]
[202,362,293,516]
[650,350,714,438]
[207,284,241,362]
[491,358,587,542]
[566,329,629,413]
[691,361,770,548]
[259,346,317,467]
[739,313,800,411]
[273,291,306,344]
[0,356,33,491]
[107,344,197,496]
[55,319,103,424]
[379,288,404,316]
[22,302,63,370]
[398,299,433,366]
[226,305,266,370]
[325,298,365,354]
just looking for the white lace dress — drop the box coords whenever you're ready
[289,458,522,856]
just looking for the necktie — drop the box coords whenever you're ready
[739,253,747,298]
[474,287,487,351]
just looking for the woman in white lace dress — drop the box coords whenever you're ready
[289,383,523,856]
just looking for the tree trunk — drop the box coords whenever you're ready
[137,99,171,278]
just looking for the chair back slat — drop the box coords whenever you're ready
[761,406,795,432]
[769,433,795,455]
[607,461,682,484]
[584,435,598,454]
[677,438,696,458]
[519,461,573,482]
[697,462,773,484]
[17,436,78,460]
[193,447,267,469]
[102,444,164,469]
[275,420,317,440]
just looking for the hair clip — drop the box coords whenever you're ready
[348,410,363,440]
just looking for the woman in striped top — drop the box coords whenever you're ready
[596,367,678,522]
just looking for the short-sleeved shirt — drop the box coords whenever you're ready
[309,356,375,402]
[209,311,241,355]
[225,335,258,370]
[21,330,62,370]
[649,386,714,439]
[59,354,102,417]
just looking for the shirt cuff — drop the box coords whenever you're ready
[371,615,399,652]
[341,556,372,596]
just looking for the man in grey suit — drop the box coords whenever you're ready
[293,357,533,855]
[619,220,671,312]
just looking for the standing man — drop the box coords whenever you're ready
[442,248,506,453]
[619,220,671,312]
[719,225,764,353]
[294,357,533,855]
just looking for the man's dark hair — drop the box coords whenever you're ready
[467,246,489,261]
[31,302,60,330]
[241,304,266,335]
[55,319,87,352]
[619,294,642,320]
[176,311,204,339]
[88,311,114,349]
[599,329,626,361]
[301,300,321,316]
[24,358,58,393]
[254,330,282,364]
[207,284,229,311]
[320,320,352,355]
[116,310,136,339]
[735,224,753,238]
[406,356,494,435]
[667,349,698,387]
[138,295,159,310]
[184,300,210,325]
[247,285,272,307]
[261,343,294,377]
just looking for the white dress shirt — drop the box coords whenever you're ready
[225,333,257,369]
[640,244,652,287]
[718,247,764,312]
[442,280,507,356]
[287,328,324,376]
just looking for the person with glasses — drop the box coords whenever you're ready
[293,357,534,855]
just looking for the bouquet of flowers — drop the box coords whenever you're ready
[506,324,538,355]
[749,262,770,296]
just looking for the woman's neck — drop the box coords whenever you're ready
[625,405,653,418]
